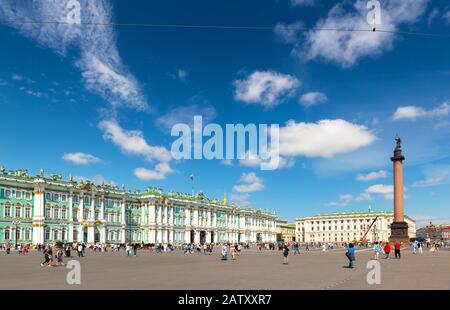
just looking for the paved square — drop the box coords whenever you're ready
[0,248,448,289]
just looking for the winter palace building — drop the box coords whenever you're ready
[295,209,416,244]
[0,166,277,245]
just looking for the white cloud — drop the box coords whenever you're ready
[291,0,314,7]
[221,159,233,166]
[0,0,147,110]
[98,120,172,162]
[238,150,295,169]
[62,152,102,165]
[279,119,377,158]
[233,70,300,108]
[356,170,388,181]
[233,172,265,193]
[326,192,372,206]
[366,184,394,199]
[133,163,174,181]
[299,91,328,107]
[276,0,429,67]
[393,102,450,121]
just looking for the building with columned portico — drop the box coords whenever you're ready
[0,166,277,245]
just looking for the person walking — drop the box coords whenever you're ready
[41,246,52,267]
[5,241,11,255]
[77,243,83,258]
[126,243,131,256]
[346,243,356,269]
[394,242,401,259]
[133,243,138,257]
[418,241,423,254]
[282,244,290,265]
[56,247,65,266]
[384,242,391,259]
[373,242,382,260]
[221,244,228,261]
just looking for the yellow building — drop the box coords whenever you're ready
[276,219,296,242]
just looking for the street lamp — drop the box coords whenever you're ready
[12,219,21,249]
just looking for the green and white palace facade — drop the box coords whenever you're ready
[0,166,277,245]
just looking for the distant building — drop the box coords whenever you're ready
[296,210,416,243]
[276,219,296,242]
[417,223,450,241]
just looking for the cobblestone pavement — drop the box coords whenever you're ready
[0,248,448,289]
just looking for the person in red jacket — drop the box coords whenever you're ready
[394,242,401,259]
[384,242,391,259]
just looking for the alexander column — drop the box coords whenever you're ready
[389,136,410,244]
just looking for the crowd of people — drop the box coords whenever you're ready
[1,239,448,269]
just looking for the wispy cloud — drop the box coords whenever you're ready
[356,170,388,181]
[62,152,102,165]
[392,102,450,121]
[98,120,172,163]
[133,163,174,181]
[0,0,148,111]
[233,172,265,193]
[275,0,429,67]
[299,91,328,107]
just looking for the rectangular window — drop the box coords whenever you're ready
[5,205,11,217]
[25,208,31,218]
[15,207,21,218]
[54,208,59,219]
[5,190,11,198]
[45,208,51,218]
[25,192,31,200]
[45,193,51,200]
[61,195,67,202]
[15,191,22,199]
[61,209,66,219]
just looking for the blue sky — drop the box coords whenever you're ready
[1,0,450,227]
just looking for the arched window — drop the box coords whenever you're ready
[45,227,50,241]
[95,209,100,220]
[54,207,59,219]
[53,229,59,241]
[61,207,67,219]
[61,229,66,241]
[73,229,78,242]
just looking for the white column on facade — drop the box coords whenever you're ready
[185,208,191,226]
[120,199,126,243]
[67,192,73,242]
[193,208,199,227]
[87,193,95,243]
[32,185,45,244]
